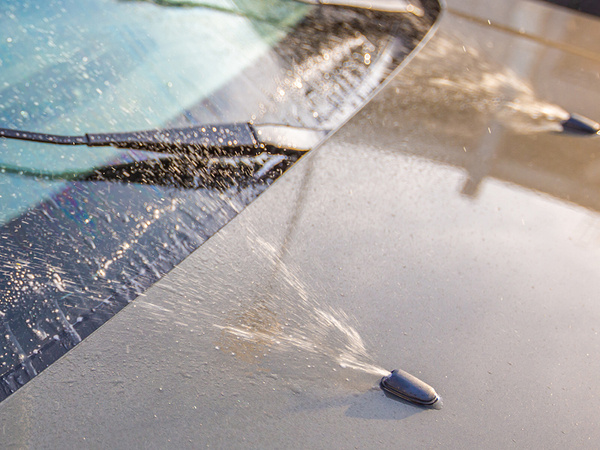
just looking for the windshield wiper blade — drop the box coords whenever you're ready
[0,123,327,155]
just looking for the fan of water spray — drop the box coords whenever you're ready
[212,232,442,407]
[213,233,389,377]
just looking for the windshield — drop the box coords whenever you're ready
[0,0,310,222]
[0,0,440,401]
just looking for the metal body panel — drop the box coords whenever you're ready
[2,0,600,447]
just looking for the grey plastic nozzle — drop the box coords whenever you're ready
[561,113,600,135]
[380,369,440,407]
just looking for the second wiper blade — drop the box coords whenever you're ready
[0,123,327,155]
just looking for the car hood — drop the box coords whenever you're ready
[1,0,600,447]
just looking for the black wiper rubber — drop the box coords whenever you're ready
[0,123,267,155]
[0,128,88,145]
[86,123,259,152]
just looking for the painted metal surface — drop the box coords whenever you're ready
[1,0,600,447]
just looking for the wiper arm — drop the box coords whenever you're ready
[0,123,327,155]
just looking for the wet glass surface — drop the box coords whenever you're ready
[0,0,440,400]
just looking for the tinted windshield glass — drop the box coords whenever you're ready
[0,0,309,222]
[0,0,440,401]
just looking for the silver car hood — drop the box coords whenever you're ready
[1,0,600,447]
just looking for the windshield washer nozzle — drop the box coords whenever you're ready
[561,113,600,135]
[380,369,441,408]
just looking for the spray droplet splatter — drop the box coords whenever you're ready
[214,232,389,377]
